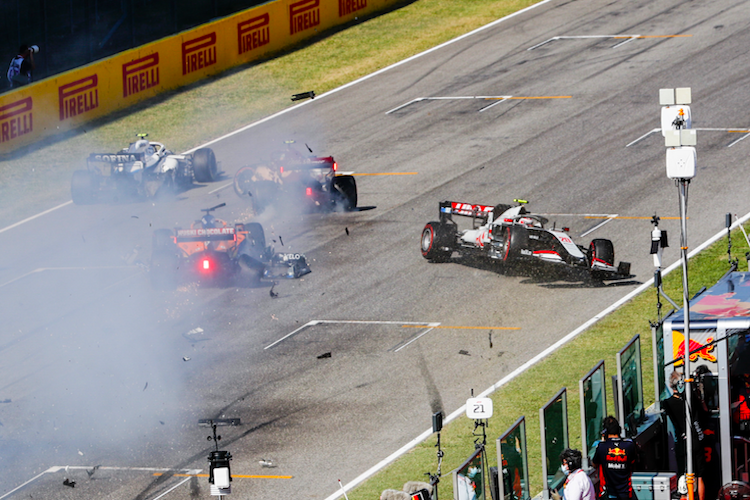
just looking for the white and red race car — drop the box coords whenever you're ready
[420,200,631,279]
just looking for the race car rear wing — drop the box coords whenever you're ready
[176,227,236,242]
[439,201,494,224]
[279,156,337,173]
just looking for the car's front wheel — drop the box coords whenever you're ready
[192,148,218,182]
[502,224,528,262]
[588,238,615,268]
[421,221,454,262]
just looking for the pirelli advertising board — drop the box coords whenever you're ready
[0,0,394,153]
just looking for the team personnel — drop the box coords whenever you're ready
[551,449,595,500]
[7,44,36,88]
[592,416,638,500]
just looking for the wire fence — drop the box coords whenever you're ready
[0,0,266,92]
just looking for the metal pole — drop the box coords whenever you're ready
[679,179,695,500]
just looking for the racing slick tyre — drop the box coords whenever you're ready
[192,148,218,182]
[588,238,615,269]
[502,224,529,262]
[421,221,455,262]
[233,166,255,197]
[150,251,178,290]
[332,175,357,211]
[71,170,97,205]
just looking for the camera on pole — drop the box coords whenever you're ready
[199,418,239,497]
[659,87,697,500]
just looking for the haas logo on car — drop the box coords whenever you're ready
[238,13,270,54]
[0,96,32,143]
[289,0,320,35]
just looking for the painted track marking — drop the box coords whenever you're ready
[386,95,571,115]
[528,34,692,51]
[627,127,750,148]
[265,320,440,350]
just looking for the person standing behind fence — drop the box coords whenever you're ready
[592,416,638,500]
[550,449,595,500]
[7,44,36,88]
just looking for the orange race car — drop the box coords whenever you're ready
[150,203,311,289]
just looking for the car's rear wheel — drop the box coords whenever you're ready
[192,148,217,182]
[71,170,97,205]
[502,224,528,262]
[421,221,454,262]
[332,175,357,211]
[588,239,615,268]
[233,166,255,197]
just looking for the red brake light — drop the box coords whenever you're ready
[306,187,312,196]
[202,258,210,270]
[333,162,338,171]
[280,166,284,174]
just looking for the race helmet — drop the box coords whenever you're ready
[201,214,217,228]
[129,139,150,154]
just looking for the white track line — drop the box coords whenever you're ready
[0,200,72,235]
[327,209,750,500]
[728,132,750,148]
[2,467,202,500]
[385,96,511,115]
[265,320,440,350]
[151,476,193,500]
[208,181,233,194]
[0,266,140,289]
[627,127,750,148]
[626,128,660,147]
[528,34,642,51]
[0,470,49,500]
[579,214,617,238]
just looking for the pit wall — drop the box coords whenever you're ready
[0,0,395,154]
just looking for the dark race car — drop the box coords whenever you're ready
[233,141,357,214]
[150,203,310,289]
[420,199,631,280]
[71,134,219,204]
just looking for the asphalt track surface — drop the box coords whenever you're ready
[2,0,750,498]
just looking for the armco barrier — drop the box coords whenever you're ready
[0,0,397,154]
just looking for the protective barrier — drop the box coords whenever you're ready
[0,0,399,154]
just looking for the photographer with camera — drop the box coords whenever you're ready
[7,44,38,88]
